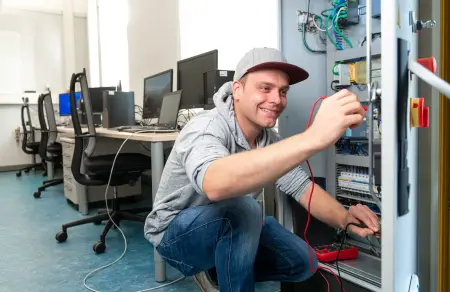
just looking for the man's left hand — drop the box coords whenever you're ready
[344,204,380,237]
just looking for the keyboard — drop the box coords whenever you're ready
[118,125,176,133]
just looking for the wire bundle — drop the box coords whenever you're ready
[323,0,353,50]
[336,141,368,156]
[302,0,354,53]
[302,0,326,53]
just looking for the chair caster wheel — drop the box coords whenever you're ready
[16,172,22,177]
[24,169,30,173]
[56,231,68,242]
[33,191,41,198]
[93,241,106,254]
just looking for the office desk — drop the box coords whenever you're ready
[57,126,177,282]
[56,126,178,142]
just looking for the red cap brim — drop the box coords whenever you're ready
[247,62,309,85]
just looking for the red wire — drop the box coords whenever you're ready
[303,96,345,292]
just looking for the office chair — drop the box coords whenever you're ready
[16,97,45,177]
[55,69,152,254]
[33,93,64,198]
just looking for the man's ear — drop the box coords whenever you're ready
[232,81,242,102]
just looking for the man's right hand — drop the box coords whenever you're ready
[307,89,366,151]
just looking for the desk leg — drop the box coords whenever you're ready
[151,142,166,282]
[77,182,89,215]
[47,161,55,179]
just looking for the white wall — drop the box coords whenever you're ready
[0,105,41,168]
[2,0,87,16]
[127,0,180,107]
[0,10,65,103]
[178,0,279,69]
[0,0,88,168]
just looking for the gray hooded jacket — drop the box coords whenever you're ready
[144,82,312,247]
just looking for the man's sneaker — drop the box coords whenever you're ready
[192,270,219,292]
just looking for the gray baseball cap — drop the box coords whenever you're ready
[233,47,309,85]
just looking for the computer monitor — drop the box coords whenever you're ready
[143,69,173,119]
[88,87,116,113]
[158,90,182,129]
[177,49,218,109]
[59,92,81,116]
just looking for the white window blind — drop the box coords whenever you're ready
[178,0,280,70]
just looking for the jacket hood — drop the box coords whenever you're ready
[212,81,271,149]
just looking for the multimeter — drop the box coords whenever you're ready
[313,243,359,263]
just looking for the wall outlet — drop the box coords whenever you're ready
[14,127,20,143]
[296,11,319,33]
[297,11,308,24]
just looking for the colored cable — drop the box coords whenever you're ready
[303,96,346,292]
[302,24,326,53]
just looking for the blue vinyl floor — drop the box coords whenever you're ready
[0,171,280,292]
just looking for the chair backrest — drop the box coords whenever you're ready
[69,68,103,186]
[43,93,58,145]
[37,92,58,162]
[20,98,35,154]
[37,94,49,161]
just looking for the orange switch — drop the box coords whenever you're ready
[410,97,429,128]
[417,57,437,73]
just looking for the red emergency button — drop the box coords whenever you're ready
[417,57,437,74]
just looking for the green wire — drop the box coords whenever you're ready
[321,8,334,18]
[314,15,323,28]
[323,2,354,50]
[333,62,342,75]
[302,23,326,53]
[325,10,340,49]
[334,11,353,48]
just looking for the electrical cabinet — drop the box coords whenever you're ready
[277,0,445,291]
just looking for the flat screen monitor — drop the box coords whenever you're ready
[143,69,173,119]
[158,90,182,128]
[59,92,81,116]
[177,49,218,109]
[89,87,116,113]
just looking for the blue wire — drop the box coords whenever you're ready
[344,145,351,154]
[331,2,346,50]
[357,144,368,156]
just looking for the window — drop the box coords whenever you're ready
[178,0,281,131]
[97,0,129,89]
[178,0,280,69]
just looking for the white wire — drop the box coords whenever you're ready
[334,7,347,29]
[311,16,332,32]
[83,129,186,292]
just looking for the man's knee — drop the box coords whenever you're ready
[217,196,263,245]
[221,196,263,226]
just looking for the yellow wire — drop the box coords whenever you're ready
[375,120,381,139]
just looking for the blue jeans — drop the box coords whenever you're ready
[156,196,318,292]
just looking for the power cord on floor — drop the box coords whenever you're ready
[83,130,185,292]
